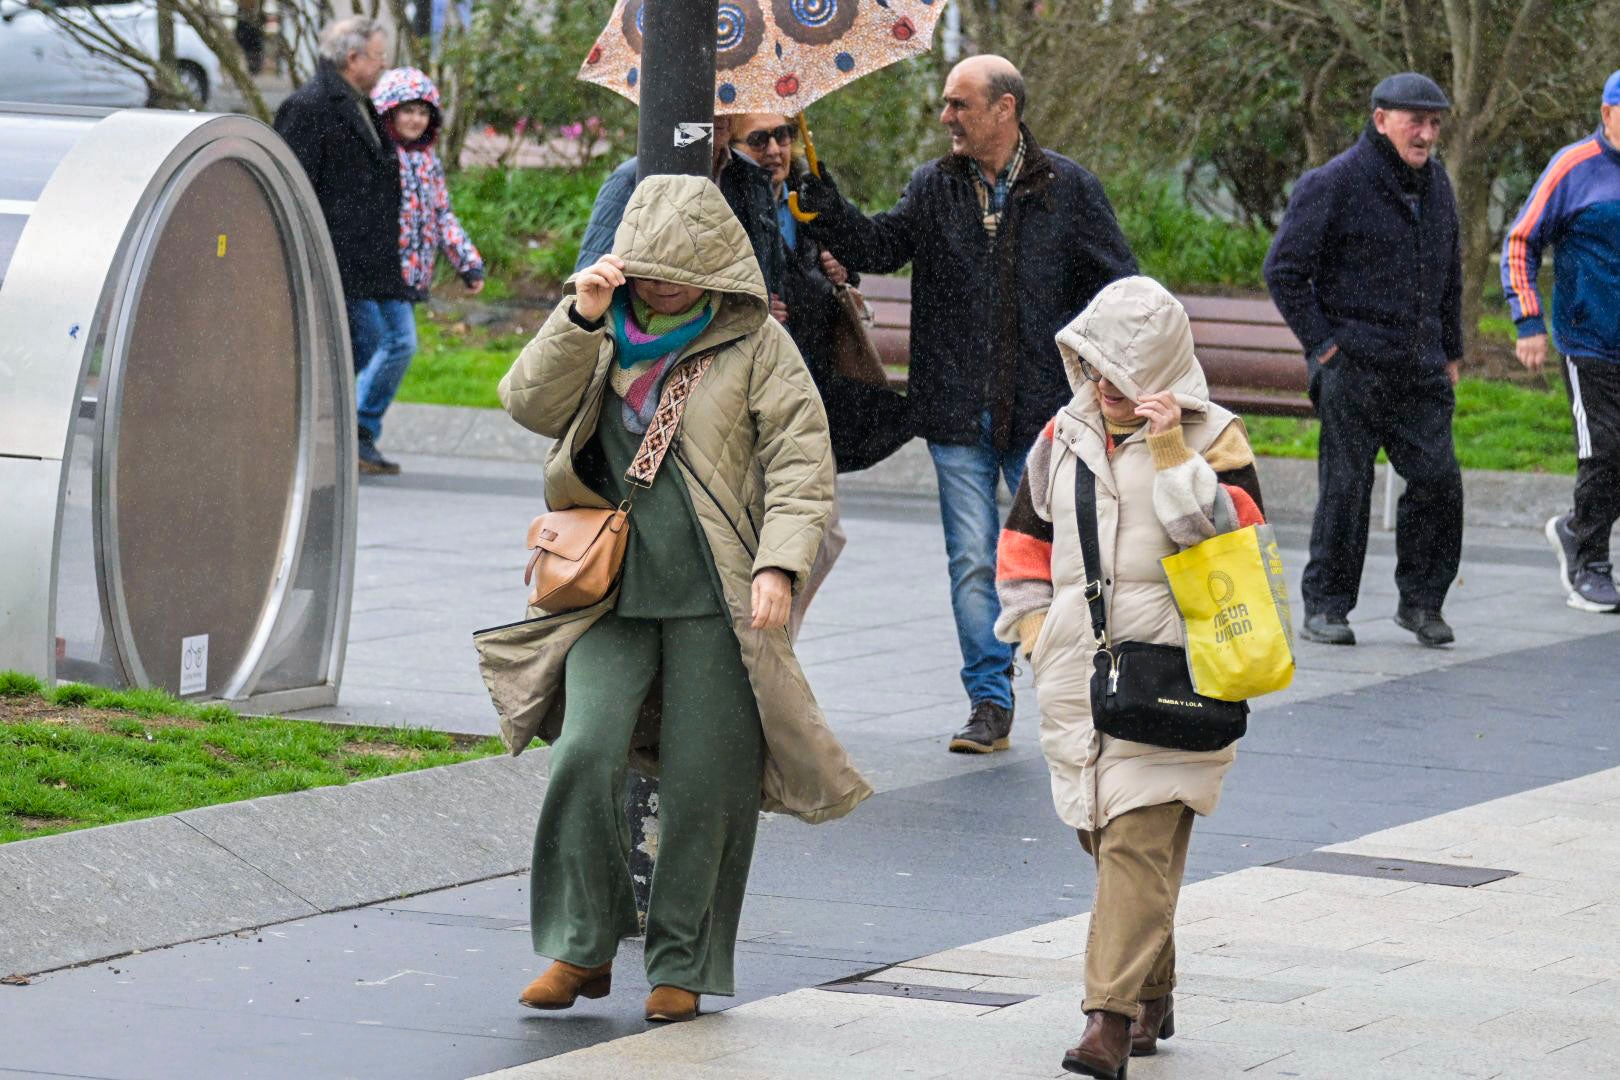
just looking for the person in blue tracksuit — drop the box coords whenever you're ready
[1264,73,1465,649]
[1501,70,1620,612]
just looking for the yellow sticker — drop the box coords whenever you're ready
[216,234,227,258]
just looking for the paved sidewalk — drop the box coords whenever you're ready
[473,766,1620,1080]
[3,452,1615,1080]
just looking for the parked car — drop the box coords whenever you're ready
[0,0,224,108]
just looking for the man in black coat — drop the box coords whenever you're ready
[274,17,407,474]
[1264,73,1466,649]
[796,55,1137,753]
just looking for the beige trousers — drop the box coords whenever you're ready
[1077,801,1195,1018]
[787,485,846,643]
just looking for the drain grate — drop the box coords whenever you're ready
[817,976,1032,1008]
[1266,851,1515,888]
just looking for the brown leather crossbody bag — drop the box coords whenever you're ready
[522,350,717,612]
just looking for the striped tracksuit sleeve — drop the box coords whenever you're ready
[1502,140,1600,338]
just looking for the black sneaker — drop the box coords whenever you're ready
[1301,612,1356,646]
[1546,512,1580,593]
[1394,603,1454,647]
[358,433,401,476]
[949,700,1013,754]
[1569,562,1620,613]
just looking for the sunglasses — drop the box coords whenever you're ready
[738,124,796,150]
[1078,358,1103,384]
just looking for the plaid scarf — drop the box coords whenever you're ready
[972,135,1026,238]
[608,289,714,434]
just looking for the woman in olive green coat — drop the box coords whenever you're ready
[484,174,871,1023]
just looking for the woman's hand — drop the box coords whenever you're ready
[769,293,790,325]
[1134,391,1182,435]
[751,569,793,630]
[573,255,626,321]
[820,251,849,286]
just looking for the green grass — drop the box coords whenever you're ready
[1246,374,1578,474]
[395,316,530,410]
[0,675,505,844]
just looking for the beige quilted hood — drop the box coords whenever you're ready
[590,173,768,321]
[1055,275,1210,413]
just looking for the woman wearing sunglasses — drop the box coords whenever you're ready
[727,112,910,637]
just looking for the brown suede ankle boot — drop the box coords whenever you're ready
[644,985,700,1023]
[1130,994,1174,1056]
[518,960,612,1010]
[1061,1009,1132,1078]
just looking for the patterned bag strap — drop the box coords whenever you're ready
[624,348,719,491]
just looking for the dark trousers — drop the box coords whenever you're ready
[1564,356,1620,567]
[1302,361,1464,617]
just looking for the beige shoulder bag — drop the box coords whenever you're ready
[522,350,717,612]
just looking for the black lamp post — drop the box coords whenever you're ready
[624,0,721,924]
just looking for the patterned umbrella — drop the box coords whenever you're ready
[579,0,946,115]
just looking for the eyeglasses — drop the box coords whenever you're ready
[1078,358,1103,383]
[738,124,796,151]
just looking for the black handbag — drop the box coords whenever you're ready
[1073,451,1248,752]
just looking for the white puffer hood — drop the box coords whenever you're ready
[1055,275,1210,415]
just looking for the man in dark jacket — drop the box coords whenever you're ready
[274,17,406,474]
[1264,73,1466,649]
[796,55,1137,753]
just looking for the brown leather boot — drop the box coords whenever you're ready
[517,960,612,1010]
[644,985,700,1023]
[1061,1010,1132,1078]
[1130,994,1174,1056]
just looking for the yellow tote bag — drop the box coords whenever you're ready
[1161,525,1295,702]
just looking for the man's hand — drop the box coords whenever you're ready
[820,251,849,286]
[1446,359,1461,386]
[751,569,792,630]
[769,293,790,325]
[1516,333,1548,373]
[793,165,843,217]
[1134,391,1183,435]
[466,277,486,295]
[573,254,625,322]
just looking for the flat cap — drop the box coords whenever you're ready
[1371,72,1451,111]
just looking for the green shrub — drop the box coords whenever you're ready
[1107,173,1272,291]
[447,165,610,286]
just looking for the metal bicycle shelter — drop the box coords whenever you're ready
[0,103,355,710]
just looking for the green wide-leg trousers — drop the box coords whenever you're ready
[529,611,765,996]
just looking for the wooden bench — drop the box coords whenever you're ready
[856,275,1313,418]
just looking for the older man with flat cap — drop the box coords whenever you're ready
[1264,72,1465,649]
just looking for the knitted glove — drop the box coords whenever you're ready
[1016,610,1048,660]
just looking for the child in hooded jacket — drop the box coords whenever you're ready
[994,276,1265,1078]
[356,67,485,475]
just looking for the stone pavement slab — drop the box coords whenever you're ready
[475,767,1620,1080]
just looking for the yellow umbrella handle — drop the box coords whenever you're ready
[796,112,820,178]
[788,111,820,223]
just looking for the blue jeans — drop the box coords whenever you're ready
[347,298,417,442]
[928,410,1028,710]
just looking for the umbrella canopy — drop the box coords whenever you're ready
[580,0,945,116]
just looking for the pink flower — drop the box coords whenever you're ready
[562,122,584,139]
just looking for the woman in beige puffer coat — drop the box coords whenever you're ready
[994,276,1265,1078]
